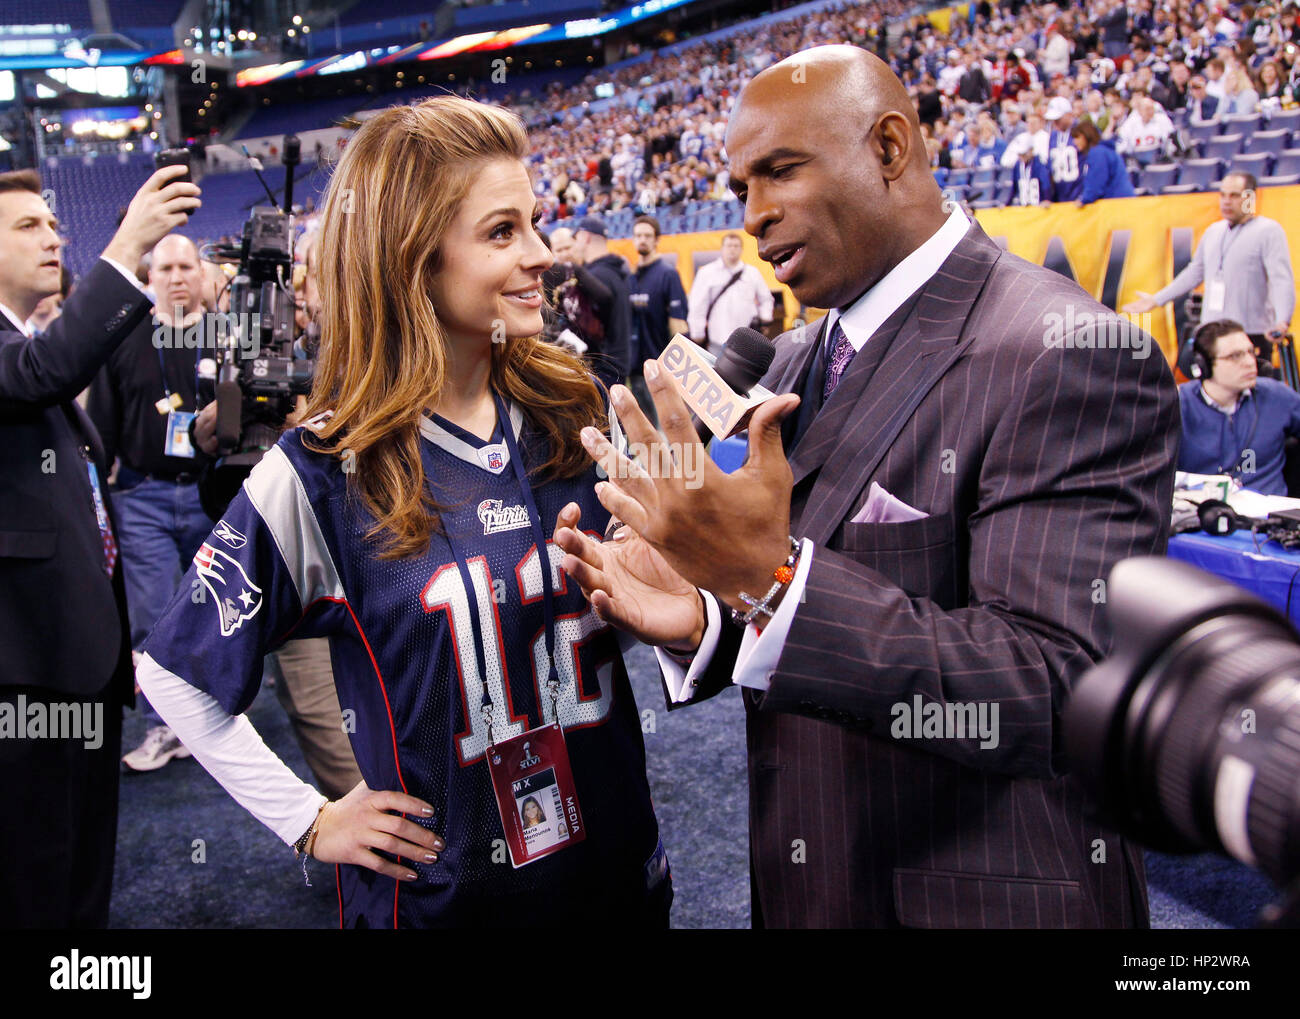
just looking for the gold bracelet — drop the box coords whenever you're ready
[303,801,329,858]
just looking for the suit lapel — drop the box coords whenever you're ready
[787,288,924,488]
[760,317,827,456]
[794,223,1003,544]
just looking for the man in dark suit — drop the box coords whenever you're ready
[0,165,199,926]
[556,45,1179,928]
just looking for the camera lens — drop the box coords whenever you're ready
[1067,558,1300,888]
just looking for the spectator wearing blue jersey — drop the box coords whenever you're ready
[136,97,674,928]
[1010,141,1053,207]
[970,120,1006,168]
[1044,96,1084,202]
[1070,119,1136,205]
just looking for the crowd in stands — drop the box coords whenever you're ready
[26,0,1300,268]
[502,0,1300,223]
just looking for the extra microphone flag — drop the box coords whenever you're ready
[656,332,776,441]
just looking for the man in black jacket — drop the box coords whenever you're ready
[572,215,632,390]
[0,164,199,927]
[87,233,215,772]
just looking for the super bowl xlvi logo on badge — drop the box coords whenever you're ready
[519,741,541,769]
[213,519,247,549]
[478,499,530,535]
[193,542,263,636]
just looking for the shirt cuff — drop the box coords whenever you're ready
[654,589,722,704]
[100,256,147,294]
[733,538,816,693]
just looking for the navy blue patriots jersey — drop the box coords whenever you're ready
[143,398,665,928]
[1047,129,1083,202]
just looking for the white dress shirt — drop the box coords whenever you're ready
[656,204,971,701]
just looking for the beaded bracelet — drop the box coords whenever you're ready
[730,537,801,626]
[292,799,329,887]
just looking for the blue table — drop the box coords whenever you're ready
[1166,531,1300,626]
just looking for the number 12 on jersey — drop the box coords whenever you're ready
[421,541,615,765]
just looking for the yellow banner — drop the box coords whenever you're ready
[610,187,1300,365]
[925,4,968,36]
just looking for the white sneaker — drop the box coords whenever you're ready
[122,725,192,772]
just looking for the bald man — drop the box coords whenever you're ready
[88,233,215,771]
[558,45,1179,928]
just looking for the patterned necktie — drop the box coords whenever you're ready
[823,319,856,400]
[85,458,118,578]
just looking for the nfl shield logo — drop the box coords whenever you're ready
[487,449,503,470]
[479,444,507,473]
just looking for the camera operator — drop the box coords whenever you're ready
[86,233,215,773]
[1179,318,1300,494]
[191,235,361,801]
[0,164,200,926]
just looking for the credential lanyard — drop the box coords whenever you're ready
[155,321,202,407]
[441,392,561,750]
[1218,218,1252,276]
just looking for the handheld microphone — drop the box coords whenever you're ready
[656,328,777,443]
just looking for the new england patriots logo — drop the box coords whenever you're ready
[194,542,263,636]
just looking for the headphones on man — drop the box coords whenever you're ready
[1189,320,1269,381]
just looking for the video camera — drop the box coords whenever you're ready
[1065,556,1300,926]
[198,134,314,519]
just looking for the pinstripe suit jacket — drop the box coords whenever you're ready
[692,221,1180,928]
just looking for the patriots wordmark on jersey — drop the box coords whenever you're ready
[143,398,666,928]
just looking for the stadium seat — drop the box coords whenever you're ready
[1185,118,1222,154]
[994,181,1015,205]
[1177,158,1224,190]
[1160,182,1200,195]
[1229,152,1273,178]
[947,167,972,187]
[1247,128,1291,158]
[1203,133,1245,161]
[1267,107,1300,137]
[1221,112,1263,140]
[970,166,997,188]
[1260,173,1300,186]
[1139,163,1179,193]
[1272,147,1300,176]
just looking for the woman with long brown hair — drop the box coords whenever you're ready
[135,96,684,928]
